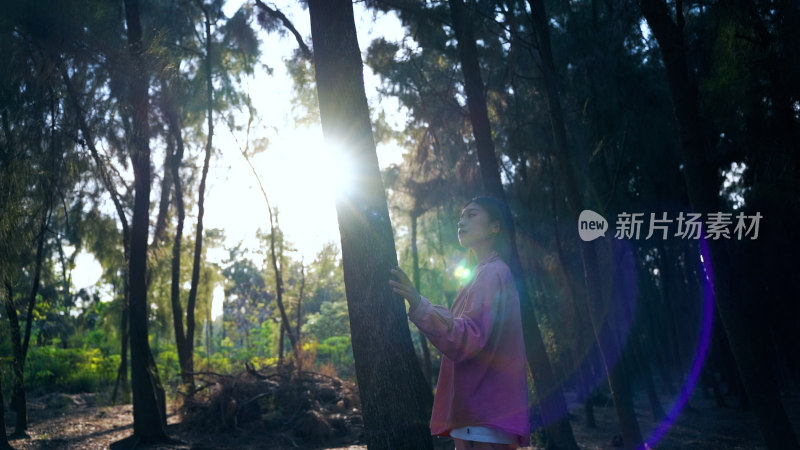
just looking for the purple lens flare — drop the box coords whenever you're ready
[642,236,714,449]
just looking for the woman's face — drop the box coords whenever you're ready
[457,202,499,249]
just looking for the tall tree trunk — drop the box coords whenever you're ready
[3,283,27,437]
[641,270,677,395]
[61,65,132,403]
[448,0,580,447]
[296,259,305,341]
[308,1,434,448]
[238,147,299,360]
[522,0,645,446]
[639,0,799,448]
[625,290,665,421]
[5,207,51,437]
[547,154,597,429]
[22,208,49,364]
[411,212,433,389]
[183,0,215,389]
[0,362,11,450]
[269,212,299,357]
[279,316,285,363]
[163,80,190,388]
[112,299,130,404]
[656,236,692,406]
[6,208,50,437]
[151,150,172,248]
[117,0,171,444]
[447,0,504,198]
[206,309,212,368]
[546,155,598,428]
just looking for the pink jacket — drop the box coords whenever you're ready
[408,252,530,446]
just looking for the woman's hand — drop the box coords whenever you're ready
[389,267,421,309]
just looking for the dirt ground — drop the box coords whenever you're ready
[7,387,800,449]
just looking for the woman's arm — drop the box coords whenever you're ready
[392,266,503,363]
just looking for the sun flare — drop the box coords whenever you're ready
[261,128,354,205]
[215,126,352,258]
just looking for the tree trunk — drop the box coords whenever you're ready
[296,260,305,342]
[448,0,579,447]
[546,156,597,429]
[184,0,216,389]
[145,143,173,290]
[22,209,48,363]
[112,300,130,404]
[639,0,799,447]
[61,64,132,403]
[3,283,27,437]
[279,317,285,364]
[447,0,504,198]
[308,1,434,448]
[206,310,212,368]
[239,149,299,360]
[5,208,51,436]
[151,150,172,248]
[522,0,645,446]
[164,79,190,388]
[580,361,596,428]
[0,356,12,449]
[630,322,665,422]
[656,236,692,406]
[269,212,299,358]
[118,0,171,444]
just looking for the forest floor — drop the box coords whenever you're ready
[7,386,800,449]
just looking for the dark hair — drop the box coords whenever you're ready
[463,196,519,276]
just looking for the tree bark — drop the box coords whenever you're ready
[3,283,26,437]
[5,207,51,437]
[296,260,305,342]
[150,148,172,253]
[112,299,130,404]
[308,1,434,448]
[60,65,132,402]
[279,317,285,363]
[0,289,12,446]
[0,363,11,449]
[118,0,171,444]
[184,0,215,389]
[447,0,504,198]
[163,78,190,388]
[238,145,299,360]
[522,0,645,446]
[269,212,299,358]
[448,0,580,447]
[639,0,799,448]
[22,209,49,364]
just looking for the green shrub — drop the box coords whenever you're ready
[26,346,118,393]
[316,336,354,380]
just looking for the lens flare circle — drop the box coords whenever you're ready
[643,237,714,448]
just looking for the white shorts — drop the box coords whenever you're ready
[450,425,516,444]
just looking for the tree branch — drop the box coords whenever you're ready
[254,0,313,59]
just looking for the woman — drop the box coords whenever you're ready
[389,196,530,450]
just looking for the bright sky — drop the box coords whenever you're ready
[204,1,407,260]
[74,2,409,319]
